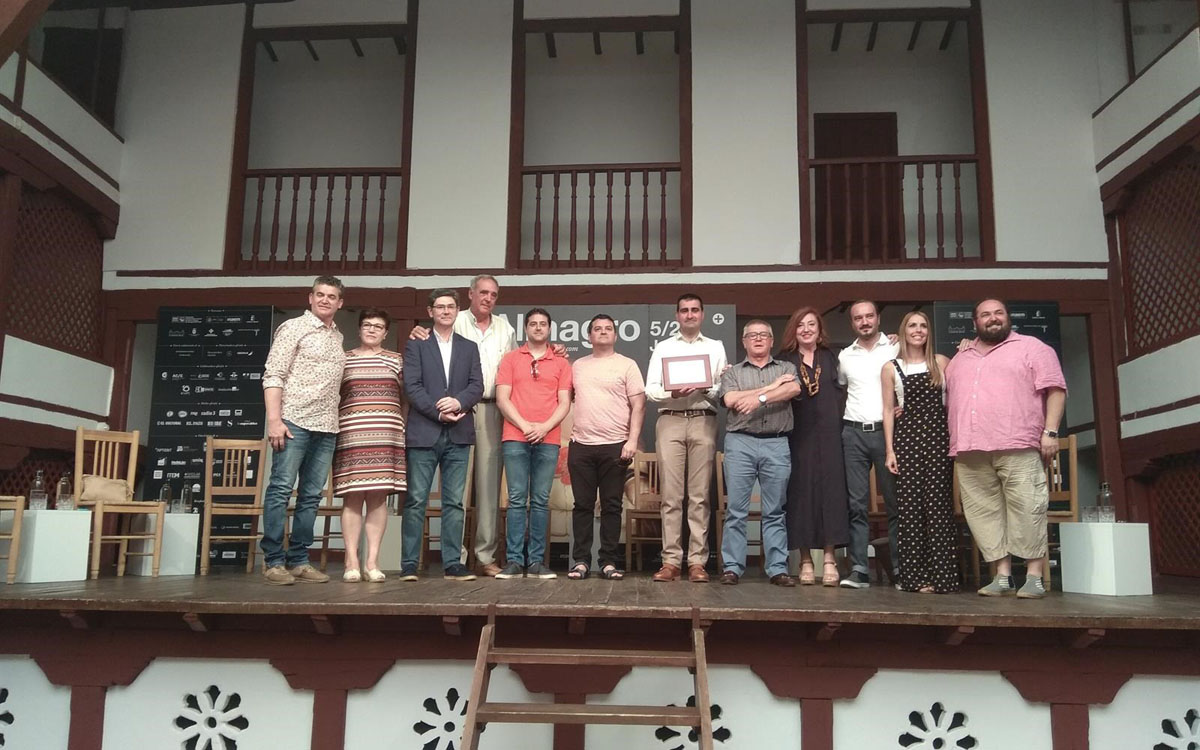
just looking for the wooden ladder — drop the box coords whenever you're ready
[460,617,714,750]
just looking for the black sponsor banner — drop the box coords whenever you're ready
[145,306,273,566]
[933,301,1062,359]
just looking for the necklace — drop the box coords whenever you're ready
[798,355,821,396]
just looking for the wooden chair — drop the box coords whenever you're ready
[421,446,476,571]
[74,427,164,579]
[867,467,897,586]
[624,451,663,572]
[200,437,267,575]
[714,451,764,572]
[1043,435,1079,588]
[0,495,25,584]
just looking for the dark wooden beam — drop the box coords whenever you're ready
[831,21,842,51]
[592,30,601,55]
[0,0,54,64]
[303,39,319,61]
[392,35,406,55]
[796,0,811,263]
[942,625,974,646]
[635,29,644,54]
[866,21,878,51]
[1070,628,1105,649]
[222,2,255,271]
[673,28,679,54]
[523,15,678,34]
[939,19,955,50]
[1122,0,1136,79]
[907,20,922,50]
[544,31,556,58]
[182,612,210,632]
[504,0,525,268]
[394,0,417,270]
[349,38,364,57]
[261,40,278,62]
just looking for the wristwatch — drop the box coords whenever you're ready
[758,393,767,405]
[1043,429,1059,438]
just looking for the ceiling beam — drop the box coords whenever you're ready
[939,19,955,51]
[261,39,278,62]
[907,20,922,51]
[635,30,644,55]
[392,35,406,56]
[592,30,601,55]
[303,39,318,61]
[349,38,363,57]
[831,21,843,52]
[0,0,54,64]
[544,31,556,58]
[866,21,878,51]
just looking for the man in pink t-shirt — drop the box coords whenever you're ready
[566,314,646,580]
[945,299,1066,600]
[495,308,573,579]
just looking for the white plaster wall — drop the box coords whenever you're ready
[1118,333,1200,414]
[405,0,514,269]
[0,656,72,750]
[253,0,407,27]
[1091,675,1200,750]
[1093,0,1131,103]
[106,4,244,272]
[0,336,113,417]
[691,0,801,266]
[525,0,679,18]
[21,64,123,180]
[982,0,1110,263]
[0,55,17,100]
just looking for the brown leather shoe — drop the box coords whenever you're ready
[770,573,797,587]
[652,564,681,582]
[688,564,709,583]
[719,570,739,585]
[477,562,502,577]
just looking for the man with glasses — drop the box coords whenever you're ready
[401,289,484,581]
[718,320,800,586]
[494,308,573,579]
[260,276,346,585]
[644,293,728,582]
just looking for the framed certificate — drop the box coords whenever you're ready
[662,355,713,390]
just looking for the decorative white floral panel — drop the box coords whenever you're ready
[1091,676,1200,750]
[0,655,71,750]
[587,665,802,749]
[344,660,552,750]
[834,670,1052,750]
[103,658,313,749]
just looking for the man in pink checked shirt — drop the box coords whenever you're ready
[945,299,1067,600]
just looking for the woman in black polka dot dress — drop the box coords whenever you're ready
[881,311,958,593]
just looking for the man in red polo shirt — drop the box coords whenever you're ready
[495,308,573,579]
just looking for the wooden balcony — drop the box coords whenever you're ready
[232,167,404,272]
[805,154,987,264]
[514,162,684,269]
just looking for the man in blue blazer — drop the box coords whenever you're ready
[402,288,484,581]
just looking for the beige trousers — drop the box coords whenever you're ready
[656,412,717,567]
[471,403,504,566]
[956,448,1048,562]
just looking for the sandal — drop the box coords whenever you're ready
[365,568,386,582]
[342,569,362,583]
[567,562,590,580]
[822,561,839,587]
[600,565,625,580]
[799,560,816,586]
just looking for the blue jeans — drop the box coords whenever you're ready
[403,430,470,570]
[260,420,337,568]
[502,440,560,567]
[720,432,790,578]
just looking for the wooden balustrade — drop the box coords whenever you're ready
[807,154,981,264]
[520,162,682,268]
[237,168,404,272]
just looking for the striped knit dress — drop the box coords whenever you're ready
[332,350,407,494]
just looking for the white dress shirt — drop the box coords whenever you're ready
[644,331,728,412]
[454,310,517,399]
[838,332,899,423]
[435,329,454,384]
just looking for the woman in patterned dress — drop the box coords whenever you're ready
[882,311,958,593]
[333,308,406,583]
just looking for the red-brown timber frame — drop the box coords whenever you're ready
[505,3,693,269]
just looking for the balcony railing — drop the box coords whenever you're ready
[235,168,404,272]
[806,154,982,264]
[518,162,682,269]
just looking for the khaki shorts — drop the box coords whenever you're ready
[956,449,1048,562]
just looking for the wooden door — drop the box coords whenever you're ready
[813,113,902,262]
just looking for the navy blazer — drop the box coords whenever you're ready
[403,332,484,448]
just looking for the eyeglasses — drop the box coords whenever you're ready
[742,332,773,341]
[531,359,540,380]
[360,322,387,331]
[431,304,457,311]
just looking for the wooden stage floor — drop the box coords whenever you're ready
[3,566,1199,633]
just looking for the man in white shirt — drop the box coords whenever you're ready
[411,275,516,576]
[837,300,900,589]
[644,293,728,583]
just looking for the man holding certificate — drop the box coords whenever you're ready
[644,293,729,583]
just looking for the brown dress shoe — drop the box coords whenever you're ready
[719,570,739,585]
[652,564,681,582]
[688,565,710,583]
[477,562,502,577]
[770,573,796,587]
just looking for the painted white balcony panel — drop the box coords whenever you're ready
[253,0,407,27]
[1118,333,1200,415]
[21,63,122,182]
[0,54,17,100]
[0,335,113,418]
[525,0,679,18]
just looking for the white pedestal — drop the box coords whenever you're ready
[129,513,201,576]
[9,510,91,583]
[1060,522,1153,596]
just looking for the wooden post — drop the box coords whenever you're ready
[223,4,257,271]
[967,0,997,263]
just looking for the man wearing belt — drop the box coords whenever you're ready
[645,293,728,582]
[838,300,900,589]
[718,321,801,587]
[411,275,516,576]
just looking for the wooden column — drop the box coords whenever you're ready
[508,663,632,750]
[1004,671,1131,750]
[222,3,257,271]
[796,0,811,264]
[1086,309,1127,517]
[504,0,526,268]
[271,657,396,750]
[395,0,419,269]
[678,0,693,267]
[32,646,155,750]
[0,173,21,372]
[751,664,876,750]
[966,0,997,263]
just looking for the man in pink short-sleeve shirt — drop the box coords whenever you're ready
[567,314,646,580]
[945,299,1066,600]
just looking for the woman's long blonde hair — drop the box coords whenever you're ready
[897,311,942,387]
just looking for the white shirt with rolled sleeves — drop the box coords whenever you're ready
[837,332,899,423]
[453,310,517,398]
[644,332,728,412]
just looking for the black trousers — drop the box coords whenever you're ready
[567,441,628,568]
